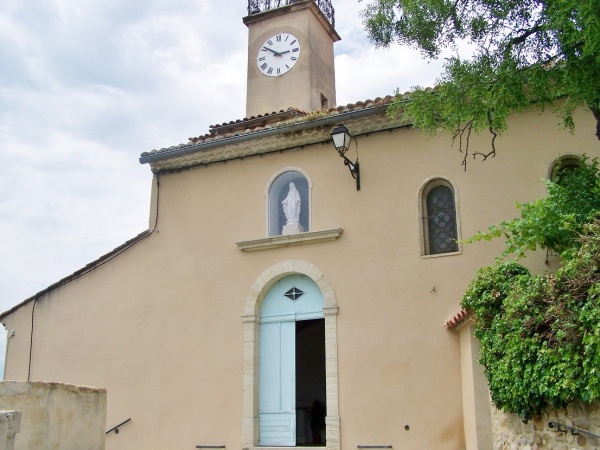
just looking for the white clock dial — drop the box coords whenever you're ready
[257,32,301,77]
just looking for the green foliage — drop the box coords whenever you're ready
[460,162,600,418]
[462,222,600,418]
[466,157,600,258]
[361,0,600,166]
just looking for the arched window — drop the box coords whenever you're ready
[268,170,310,236]
[421,179,459,255]
[549,155,582,184]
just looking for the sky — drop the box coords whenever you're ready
[0,0,452,377]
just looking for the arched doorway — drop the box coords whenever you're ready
[241,260,340,450]
[259,275,325,446]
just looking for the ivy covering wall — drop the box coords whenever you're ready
[461,158,600,419]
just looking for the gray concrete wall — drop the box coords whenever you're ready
[0,381,106,450]
[0,411,21,450]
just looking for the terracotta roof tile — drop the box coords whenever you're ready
[140,94,401,158]
[208,107,308,130]
[444,308,473,330]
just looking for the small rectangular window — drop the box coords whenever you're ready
[320,94,329,110]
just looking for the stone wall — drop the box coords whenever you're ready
[491,401,600,450]
[0,411,21,450]
[0,381,106,450]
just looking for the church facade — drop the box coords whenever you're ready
[2,1,599,449]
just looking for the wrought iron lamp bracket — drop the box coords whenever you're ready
[339,152,360,190]
[331,124,360,190]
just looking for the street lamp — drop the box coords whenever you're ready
[330,124,360,190]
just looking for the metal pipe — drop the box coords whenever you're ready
[106,418,131,435]
[548,421,600,439]
[357,446,393,449]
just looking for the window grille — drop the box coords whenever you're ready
[424,184,459,255]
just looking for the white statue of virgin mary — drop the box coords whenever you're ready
[281,182,301,225]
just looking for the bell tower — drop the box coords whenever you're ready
[243,0,340,117]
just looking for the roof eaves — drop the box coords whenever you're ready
[444,308,474,330]
[139,95,400,166]
[0,229,151,321]
[207,108,308,136]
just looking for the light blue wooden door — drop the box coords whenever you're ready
[259,275,324,446]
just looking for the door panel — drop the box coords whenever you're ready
[259,319,296,445]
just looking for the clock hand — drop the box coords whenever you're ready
[263,47,290,57]
[262,46,280,55]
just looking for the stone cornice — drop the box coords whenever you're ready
[236,228,343,251]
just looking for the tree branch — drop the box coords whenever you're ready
[505,23,542,55]
[451,120,473,171]
[591,106,600,140]
[471,110,498,162]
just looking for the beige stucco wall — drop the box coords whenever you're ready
[0,381,106,450]
[2,305,33,383]
[460,323,493,450]
[1,106,599,450]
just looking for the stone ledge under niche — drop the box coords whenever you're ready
[236,228,343,252]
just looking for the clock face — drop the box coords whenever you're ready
[257,32,301,77]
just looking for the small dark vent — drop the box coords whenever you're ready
[284,287,305,301]
[247,0,335,27]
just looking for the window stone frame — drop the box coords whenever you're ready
[548,154,583,182]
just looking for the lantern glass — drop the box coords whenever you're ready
[331,125,351,152]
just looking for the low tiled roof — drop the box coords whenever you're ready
[138,94,412,173]
[444,308,473,330]
[206,108,308,136]
[139,95,400,162]
[0,230,151,320]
